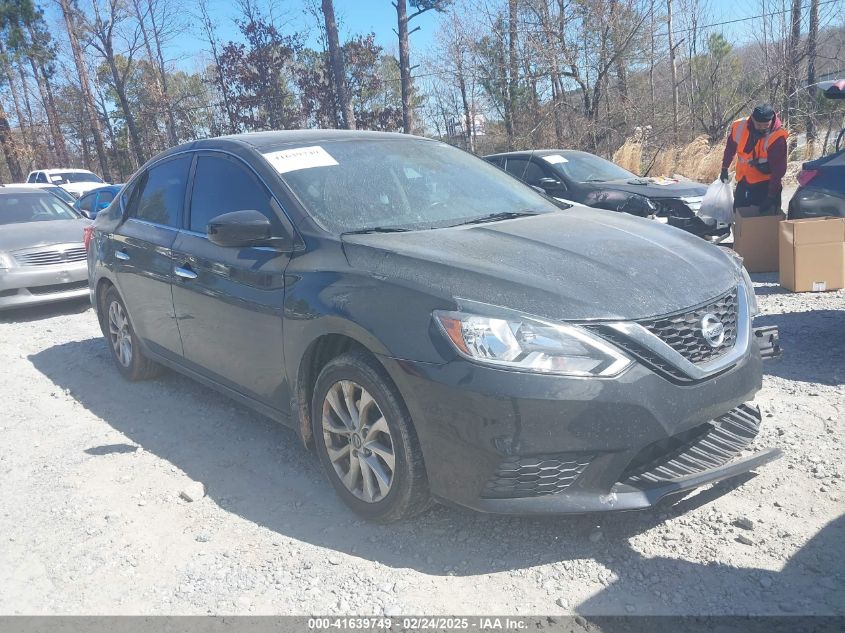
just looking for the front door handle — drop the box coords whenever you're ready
[115,250,130,261]
[174,265,198,280]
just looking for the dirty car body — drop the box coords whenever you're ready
[0,187,90,311]
[88,131,779,519]
[485,149,730,242]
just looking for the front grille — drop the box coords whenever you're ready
[482,454,593,499]
[27,280,88,295]
[637,288,738,364]
[621,403,761,485]
[14,246,87,266]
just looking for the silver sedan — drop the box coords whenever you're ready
[0,186,91,311]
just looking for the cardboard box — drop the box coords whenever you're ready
[779,217,845,292]
[732,207,785,273]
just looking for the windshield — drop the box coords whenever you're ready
[0,192,80,225]
[48,171,103,184]
[551,152,636,183]
[45,186,78,205]
[270,139,558,233]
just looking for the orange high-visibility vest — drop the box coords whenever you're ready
[729,118,789,184]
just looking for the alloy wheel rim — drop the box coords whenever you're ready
[107,300,133,367]
[322,380,395,503]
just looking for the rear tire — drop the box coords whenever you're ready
[311,350,431,522]
[102,287,161,381]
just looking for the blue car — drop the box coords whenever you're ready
[75,184,123,219]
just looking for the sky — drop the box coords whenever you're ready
[38,0,841,77]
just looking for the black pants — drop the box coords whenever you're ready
[734,179,780,214]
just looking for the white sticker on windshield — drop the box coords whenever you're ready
[263,146,338,174]
[542,154,568,164]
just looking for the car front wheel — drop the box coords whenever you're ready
[311,351,431,522]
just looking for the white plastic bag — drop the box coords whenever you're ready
[700,179,734,224]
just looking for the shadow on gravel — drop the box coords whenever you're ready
[579,513,845,617]
[0,297,91,323]
[30,338,769,582]
[755,310,844,385]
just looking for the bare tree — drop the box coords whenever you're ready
[57,0,112,180]
[321,0,355,129]
[85,0,147,167]
[806,0,819,154]
[394,0,450,134]
[196,0,238,134]
[667,0,679,142]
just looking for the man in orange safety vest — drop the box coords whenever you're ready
[720,104,789,215]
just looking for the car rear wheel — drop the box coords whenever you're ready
[102,287,161,381]
[311,351,431,522]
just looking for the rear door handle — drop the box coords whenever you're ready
[115,250,130,261]
[174,266,198,280]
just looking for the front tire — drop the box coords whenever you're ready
[311,351,431,522]
[102,287,161,381]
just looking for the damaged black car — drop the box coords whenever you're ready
[485,149,731,242]
[89,130,779,522]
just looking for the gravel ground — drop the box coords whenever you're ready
[0,275,842,616]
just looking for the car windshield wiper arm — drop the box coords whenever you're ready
[341,226,412,235]
[452,211,539,226]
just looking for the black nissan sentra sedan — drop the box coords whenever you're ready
[87,130,781,521]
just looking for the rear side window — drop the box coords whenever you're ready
[505,159,546,186]
[189,155,277,233]
[98,190,115,205]
[36,172,49,183]
[130,156,192,227]
[27,173,37,183]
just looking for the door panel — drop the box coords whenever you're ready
[170,152,291,407]
[171,233,288,405]
[111,155,192,359]
[112,221,183,358]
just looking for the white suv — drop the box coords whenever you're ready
[26,169,106,198]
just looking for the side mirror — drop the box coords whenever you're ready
[207,209,286,249]
[538,177,563,191]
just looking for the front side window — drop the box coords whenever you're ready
[505,158,546,186]
[189,155,277,233]
[130,156,192,227]
[270,139,557,234]
[98,190,115,205]
[0,193,79,225]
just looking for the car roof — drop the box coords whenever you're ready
[484,149,595,160]
[150,129,432,161]
[30,168,98,174]
[80,184,123,193]
[0,185,54,194]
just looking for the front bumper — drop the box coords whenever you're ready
[380,338,776,514]
[0,262,89,311]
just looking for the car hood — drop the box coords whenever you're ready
[0,219,91,253]
[583,178,707,199]
[342,208,739,321]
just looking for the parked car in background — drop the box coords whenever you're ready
[788,79,845,220]
[485,150,730,241]
[1,182,78,206]
[89,130,778,522]
[0,186,90,310]
[75,185,123,219]
[25,168,106,198]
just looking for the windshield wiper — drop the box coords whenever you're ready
[451,211,539,227]
[341,226,412,235]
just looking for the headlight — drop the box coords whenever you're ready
[434,310,632,377]
[0,252,15,270]
[719,247,758,316]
